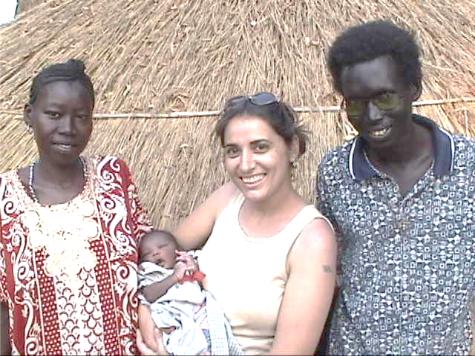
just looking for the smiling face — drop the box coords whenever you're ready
[24,80,94,166]
[340,55,418,151]
[223,115,297,204]
[140,232,178,268]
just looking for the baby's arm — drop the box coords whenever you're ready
[141,262,187,303]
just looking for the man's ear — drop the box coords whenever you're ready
[410,83,422,101]
[24,103,32,128]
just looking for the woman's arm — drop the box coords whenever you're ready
[0,302,10,355]
[173,182,237,250]
[270,218,337,355]
[138,304,169,355]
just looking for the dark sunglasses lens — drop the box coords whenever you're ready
[374,92,400,110]
[251,92,278,106]
[345,100,365,117]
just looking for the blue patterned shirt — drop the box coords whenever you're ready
[316,115,474,355]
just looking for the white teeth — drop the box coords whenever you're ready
[370,128,390,137]
[242,174,264,184]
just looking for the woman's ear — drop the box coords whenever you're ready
[290,135,300,162]
[24,103,33,128]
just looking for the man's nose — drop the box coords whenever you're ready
[367,101,383,122]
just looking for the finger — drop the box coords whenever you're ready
[137,327,158,353]
[176,256,187,263]
[154,328,169,355]
[182,256,194,266]
[137,330,157,356]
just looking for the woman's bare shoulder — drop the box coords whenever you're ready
[206,181,240,213]
[293,216,336,258]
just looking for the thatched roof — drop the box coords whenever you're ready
[16,0,46,14]
[1,0,474,228]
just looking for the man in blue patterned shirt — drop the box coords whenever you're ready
[316,20,474,355]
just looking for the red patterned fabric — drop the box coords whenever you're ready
[0,156,152,355]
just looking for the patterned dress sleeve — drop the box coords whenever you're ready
[0,190,7,303]
[0,225,6,303]
[119,159,153,242]
[315,162,337,232]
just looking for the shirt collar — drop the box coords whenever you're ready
[349,114,455,181]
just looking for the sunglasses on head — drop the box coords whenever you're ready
[343,91,402,118]
[226,92,279,107]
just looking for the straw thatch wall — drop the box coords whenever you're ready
[15,0,45,14]
[0,0,474,230]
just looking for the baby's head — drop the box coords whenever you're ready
[139,229,179,268]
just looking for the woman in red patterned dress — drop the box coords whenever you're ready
[0,59,152,355]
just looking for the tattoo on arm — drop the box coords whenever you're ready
[323,265,333,273]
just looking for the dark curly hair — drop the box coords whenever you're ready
[28,59,95,107]
[328,20,422,93]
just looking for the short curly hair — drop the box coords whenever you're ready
[328,20,422,94]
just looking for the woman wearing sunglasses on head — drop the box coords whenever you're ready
[138,92,336,355]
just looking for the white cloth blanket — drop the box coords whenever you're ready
[139,261,242,355]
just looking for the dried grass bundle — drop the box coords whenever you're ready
[16,0,47,14]
[0,0,474,228]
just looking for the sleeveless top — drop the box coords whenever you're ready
[198,193,330,354]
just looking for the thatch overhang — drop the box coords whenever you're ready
[0,0,474,228]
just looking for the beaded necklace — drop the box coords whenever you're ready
[22,156,98,291]
[28,157,87,203]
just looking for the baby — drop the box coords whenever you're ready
[138,229,241,355]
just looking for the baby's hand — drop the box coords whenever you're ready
[173,261,187,281]
[176,251,198,273]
